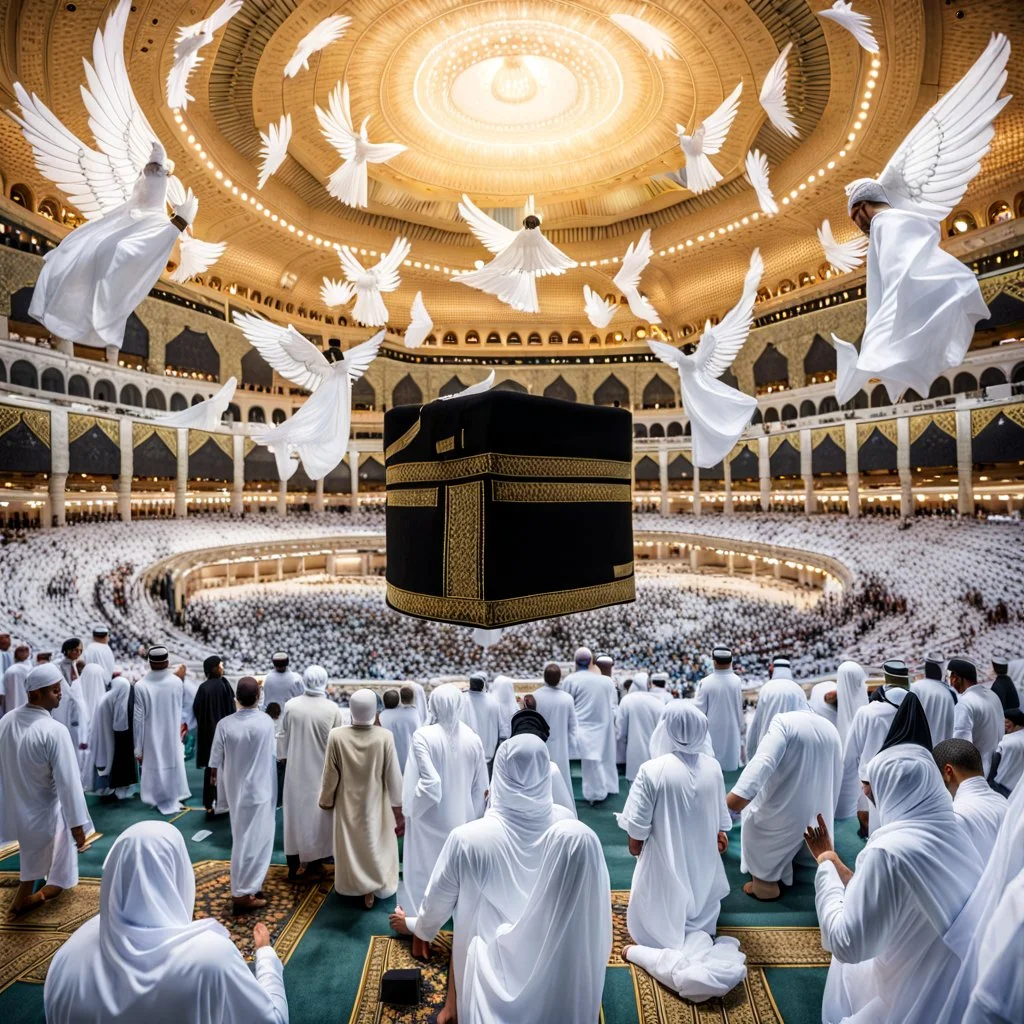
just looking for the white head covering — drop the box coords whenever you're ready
[25,663,63,691]
[491,676,517,729]
[835,660,868,742]
[866,742,954,830]
[632,671,650,692]
[746,678,807,758]
[770,659,793,681]
[349,688,377,725]
[846,177,890,213]
[488,734,554,838]
[303,665,328,694]
[660,701,710,755]
[428,683,463,737]
[108,676,132,732]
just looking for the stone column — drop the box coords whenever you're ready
[49,408,69,528]
[758,436,770,511]
[727,551,735,576]
[955,407,973,516]
[175,428,188,518]
[691,466,701,516]
[896,416,912,518]
[800,427,816,514]
[723,457,734,516]
[349,449,360,513]
[277,478,287,518]
[689,547,699,571]
[313,476,325,513]
[844,421,859,518]
[117,418,132,522]
[658,448,669,518]
[231,435,244,516]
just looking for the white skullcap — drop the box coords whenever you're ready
[303,665,328,693]
[349,688,377,725]
[92,623,109,636]
[26,663,63,692]
[846,177,890,214]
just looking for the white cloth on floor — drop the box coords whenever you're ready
[694,668,744,770]
[460,689,503,761]
[532,685,577,796]
[952,775,1007,864]
[910,678,956,745]
[953,684,1005,775]
[132,668,190,814]
[626,933,747,1003]
[378,705,420,772]
[744,679,807,761]
[616,689,665,781]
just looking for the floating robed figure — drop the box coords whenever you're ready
[158,378,237,431]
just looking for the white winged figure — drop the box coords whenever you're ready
[457,195,577,314]
[165,0,242,110]
[257,114,292,190]
[647,249,763,468]
[745,149,778,215]
[233,312,384,480]
[316,81,407,208]
[833,33,1011,405]
[759,43,798,138]
[818,1,879,54]
[404,292,433,348]
[610,13,679,60]
[817,218,867,274]
[337,236,411,326]
[320,277,354,308]
[439,371,496,401]
[158,377,237,430]
[284,15,351,78]
[613,230,661,322]
[583,285,618,329]
[670,83,743,194]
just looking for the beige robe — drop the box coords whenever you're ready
[319,724,403,898]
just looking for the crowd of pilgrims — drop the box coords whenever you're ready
[1,619,1023,1023]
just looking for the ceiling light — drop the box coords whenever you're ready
[491,56,538,104]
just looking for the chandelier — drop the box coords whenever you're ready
[491,57,538,104]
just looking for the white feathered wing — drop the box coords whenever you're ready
[257,114,292,189]
[675,82,742,194]
[759,43,798,138]
[818,1,879,53]
[439,371,496,401]
[610,13,679,60]
[745,150,778,215]
[404,292,433,348]
[584,285,618,329]
[337,236,410,326]
[817,219,868,274]
[165,0,242,110]
[284,15,351,78]
[613,230,661,322]
[158,377,237,429]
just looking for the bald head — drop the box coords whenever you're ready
[236,676,260,708]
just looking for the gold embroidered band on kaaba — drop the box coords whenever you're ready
[384,419,421,461]
[491,481,633,503]
[444,481,484,600]
[386,487,438,507]
[386,453,632,486]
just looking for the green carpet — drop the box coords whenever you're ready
[0,763,845,1022]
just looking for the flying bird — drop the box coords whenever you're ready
[613,230,661,323]
[439,371,496,401]
[456,195,576,314]
[233,312,384,479]
[672,83,743,194]
[337,236,411,326]
[583,285,618,329]
[404,292,433,348]
[759,42,798,138]
[817,218,868,273]
[166,0,242,109]
[647,249,763,468]
[316,80,407,208]
[610,13,679,60]
[745,149,778,215]
[158,377,237,430]
[320,277,354,308]
[284,15,351,78]
[817,1,879,53]
[257,114,292,190]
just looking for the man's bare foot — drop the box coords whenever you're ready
[743,879,781,900]
[363,893,375,910]
[389,906,410,935]
[9,884,62,919]
[437,1006,457,1024]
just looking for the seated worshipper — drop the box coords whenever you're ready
[133,645,191,815]
[950,657,1005,775]
[278,665,347,881]
[808,740,983,1024]
[208,677,278,914]
[911,651,956,745]
[566,651,619,805]
[319,689,404,908]
[90,674,138,801]
[43,821,287,1023]
[989,652,1020,712]
[379,686,420,772]
[616,678,665,782]
[0,643,31,714]
[83,624,117,682]
[0,664,91,918]
[193,654,235,818]
[461,819,612,1024]
[460,672,503,768]
[509,705,576,816]
[392,735,576,1023]
[727,687,842,900]
[743,675,807,761]
[490,675,518,739]
[532,662,578,800]
[649,672,673,704]
[933,738,1007,863]
[694,647,745,770]
[989,706,1024,796]
[397,683,488,924]
[261,651,303,710]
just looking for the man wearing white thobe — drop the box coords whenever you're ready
[649,672,674,705]
[209,677,278,913]
[727,703,842,899]
[260,652,303,710]
[379,687,421,772]
[51,639,89,764]
[0,664,90,916]
[460,673,502,767]
[560,647,598,758]
[991,706,1024,794]
[744,675,806,761]
[408,680,429,723]
[565,650,619,804]
[949,657,1004,775]
[278,665,346,879]
[532,662,578,797]
[693,647,744,771]
[616,685,664,782]
[933,737,1007,863]
[133,646,190,815]
[83,624,117,682]
[911,652,956,744]
[0,644,31,716]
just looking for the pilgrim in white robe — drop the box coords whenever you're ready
[399,684,487,923]
[460,688,503,763]
[461,819,611,1024]
[569,672,619,802]
[1,660,30,713]
[43,821,287,1023]
[531,684,577,797]
[910,677,956,745]
[209,707,278,898]
[810,681,839,727]
[953,685,1005,775]
[616,689,665,781]
[82,641,117,682]
[817,744,983,1024]
[992,727,1024,792]
[490,676,518,739]
[50,669,91,775]
[407,680,428,722]
[260,667,303,710]
[834,661,868,747]
[744,678,807,760]
[133,668,190,815]
[549,763,576,817]
[73,664,108,789]
[694,668,744,770]
[378,704,421,772]
[0,704,90,890]
[89,678,136,799]
[952,776,1007,864]
[733,709,842,886]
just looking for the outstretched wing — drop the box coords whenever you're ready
[613,229,654,292]
[818,2,879,54]
[698,82,743,155]
[440,370,496,401]
[610,13,679,60]
[405,292,433,348]
[320,277,354,307]
[170,233,226,282]
[166,1,242,109]
[458,194,518,255]
[284,15,351,78]
[817,218,868,274]
[878,33,1011,219]
[646,338,685,370]
[315,81,358,160]
[232,311,332,391]
[695,248,763,378]
[373,237,411,293]
[338,330,385,382]
[257,114,292,189]
[337,245,367,284]
[758,42,798,138]
[583,285,617,328]
[745,149,778,215]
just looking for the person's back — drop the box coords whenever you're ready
[910,677,955,744]
[379,701,419,772]
[694,662,744,770]
[133,656,188,815]
[934,738,1007,864]
[460,685,501,762]
[2,654,30,713]
[261,665,303,709]
[838,687,905,825]
[616,690,663,781]
[532,675,577,789]
[954,684,1004,775]
[216,707,277,811]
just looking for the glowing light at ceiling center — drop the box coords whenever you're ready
[491,57,538,103]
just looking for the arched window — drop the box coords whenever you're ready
[169,393,188,412]
[10,184,33,209]
[633,423,648,439]
[666,421,683,437]
[804,334,837,385]
[568,331,583,344]
[818,396,839,414]
[649,423,665,438]
[799,399,816,418]
[1012,361,1024,384]
[507,332,521,345]
[250,291,261,303]
[953,372,977,394]
[145,389,166,410]
[781,403,798,421]
[10,360,38,389]
[777,279,796,294]
[593,374,629,407]
[798,272,814,288]
[642,374,676,409]
[351,377,376,410]
[486,332,502,345]
[120,384,142,407]
[903,389,922,402]
[69,375,90,398]
[979,367,1007,389]
[224,404,241,422]
[94,379,115,403]
[192,393,205,406]
[38,368,64,393]
[0,360,5,384]
[543,376,576,403]
[439,376,467,398]
[843,391,868,411]
[548,332,562,345]
[589,335,600,345]
[493,379,527,394]
[465,330,480,345]
[753,344,789,394]
[764,407,779,423]
[248,406,266,423]
[393,374,424,407]
[272,409,287,425]
[443,332,458,345]
[38,197,62,221]
[527,332,542,345]
[948,210,977,235]
[928,377,951,398]
[988,201,1012,224]
[870,384,889,408]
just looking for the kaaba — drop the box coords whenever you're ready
[384,390,635,628]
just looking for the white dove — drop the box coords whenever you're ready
[818,1,879,53]
[610,13,679,60]
[647,249,763,468]
[316,81,408,208]
[404,292,433,348]
[233,311,384,479]
[337,236,411,326]
[817,218,868,274]
[613,230,661,323]
[759,42,798,138]
[257,114,292,190]
[672,83,743,194]
[439,371,496,401]
[457,195,577,314]
[158,377,237,429]
[745,150,778,215]
[320,277,354,308]
[283,15,351,78]
[583,285,618,329]
[165,0,242,109]
[834,33,1011,406]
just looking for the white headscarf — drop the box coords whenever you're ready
[866,742,955,831]
[78,663,108,718]
[660,701,710,756]
[108,676,132,732]
[632,671,649,692]
[487,734,554,840]
[429,683,463,739]
[491,676,518,731]
[303,665,328,694]
[835,660,868,742]
[349,688,377,725]
[746,679,807,758]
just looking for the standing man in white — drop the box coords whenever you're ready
[460,673,503,771]
[616,682,664,782]
[133,646,190,815]
[694,646,745,771]
[911,652,956,744]
[379,687,421,772]
[949,657,1005,776]
[532,662,578,799]
[261,651,303,710]
[563,648,619,805]
[83,624,117,682]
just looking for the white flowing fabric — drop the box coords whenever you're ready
[810,681,839,726]
[460,689,503,761]
[75,664,108,787]
[835,662,868,745]
[836,688,907,824]
[910,677,956,744]
[51,670,91,778]
[378,705,420,772]
[625,933,747,1003]
[1,661,29,713]
[461,819,611,1024]
[617,703,731,946]
[744,679,807,760]
[733,709,842,885]
[133,668,190,814]
[43,821,287,1023]
[993,728,1024,792]
[89,679,132,793]
[399,685,487,922]
[490,676,518,738]
[0,705,89,888]
[277,691,346,862]
[549,762,576,817]
[952,776,1007,863]
[616,690,665,781]
[694,668,744,770]
[817,744,982,1024]
[953,684,1005,775]
[209,707,278,897]
[260,668,303,710]
[532,685,578,794]
[567,672,619,801]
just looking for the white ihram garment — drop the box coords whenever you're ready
[952,775,1007,864]
[460,689,503,761]
[133,668,190,814]
[378,705,420,772]
[568,673,619,801]
[993,728,1024,792]
[616,690,665,781]
[953,684,1005,776]
[82,642,117,682]
[834,661,868,745]
[910,678,956,745]
[744,679,807,760]
[694,669,744,770]
[532,685,577,795]
[836,688,906,826]
[260,668,303,710]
